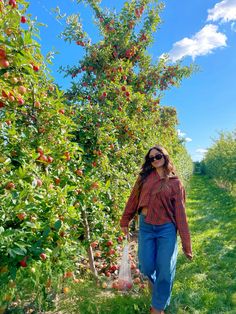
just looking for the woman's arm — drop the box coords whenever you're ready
[119,175,141,228]
[173,180,192,258]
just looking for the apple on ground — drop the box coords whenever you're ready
[64,271,74,278]
[63,287,70,294]
[101,282,107,289]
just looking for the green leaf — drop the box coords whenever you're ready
[8,247,27,258]
[42,226,51,238]
[54,220,62,231]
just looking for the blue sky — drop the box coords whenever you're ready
[27,0,236,161]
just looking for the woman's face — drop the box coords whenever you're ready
[149,149,165,169]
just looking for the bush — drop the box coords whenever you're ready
[203,129,236,191]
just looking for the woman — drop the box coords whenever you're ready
[120,144,193,314]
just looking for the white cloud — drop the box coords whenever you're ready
[177,129,186,137]
[207,0,236,23]
[177,129,192,142]
[185,137,192,142]
[196,148,208,154]
[192,148,208,162]
[168,24,227,62]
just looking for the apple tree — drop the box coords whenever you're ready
[0,0,85,309]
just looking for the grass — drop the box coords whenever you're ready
[6,174,236,314]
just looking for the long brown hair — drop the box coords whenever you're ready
[136,144,176,194]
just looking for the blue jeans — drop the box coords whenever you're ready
[138,213,178,310]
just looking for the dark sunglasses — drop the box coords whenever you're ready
[149,153,164,162]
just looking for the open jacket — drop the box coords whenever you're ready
[120,170,192,255]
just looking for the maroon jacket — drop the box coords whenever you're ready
[120,170,192,255]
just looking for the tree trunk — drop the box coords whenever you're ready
[81,210,98,278]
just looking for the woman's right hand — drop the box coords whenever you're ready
[121,226,129,236]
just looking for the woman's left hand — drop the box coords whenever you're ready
[184,251,193,260]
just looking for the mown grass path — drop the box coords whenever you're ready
[48,174,236,314]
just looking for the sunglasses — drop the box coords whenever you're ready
[149,153,164,162]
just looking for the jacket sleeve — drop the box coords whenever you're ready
[173,180,192,255]
[119,175,141,227]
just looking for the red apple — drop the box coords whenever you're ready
[37,147,44,155]
[90,182,99,189]
[33,65,39,72]
[64,152,70,160]
[2,90,8,98]
[8,95,15,102]
[55,177,61,185]
[47,156,53,163]
[19,259,27,267]
[106,240,113,247]
[91,241,98,249]
[109,265,118,272]
[21,16,27,23]
[94,251,101,258]
[0,101,4,108]
[108,248,115,255]
[34,101,41,108]
[75,169,83,176]
[17,97,24,105]
[37,154,47,162]
[9,0,17,8]
[17,212,26,220]
[117,236,123,243]
[18,85,27,94]
[0,59,9,68]
[40,253,47,261]
[36,179,42,187]
[6,182,15,190]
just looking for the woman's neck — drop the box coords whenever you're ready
[155,167,165,178]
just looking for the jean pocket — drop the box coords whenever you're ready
[139,214,152,230]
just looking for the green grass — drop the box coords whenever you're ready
[7,174,236,314]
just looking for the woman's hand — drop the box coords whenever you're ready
[121,226,129,236]
[183,251,193,260]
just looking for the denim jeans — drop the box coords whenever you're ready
[138,213,178,311]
